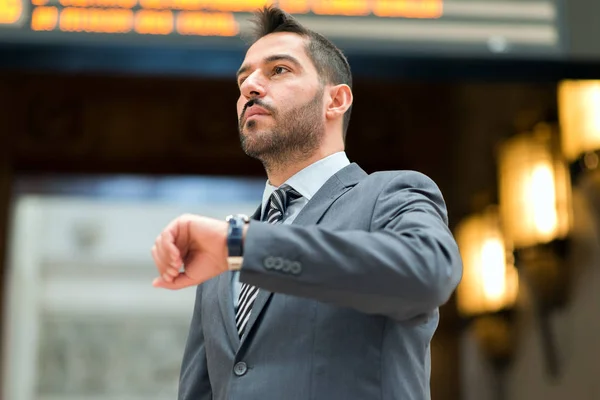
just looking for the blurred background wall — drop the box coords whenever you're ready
[3,177,263,400]
[462,185,600,400]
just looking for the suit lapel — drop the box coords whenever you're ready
[250,204,262,221]
[218,205,262,350]
[239,287,272,346]
[239,204,272,346]
[293,163,367,226]
[239,163,367,345]
[217,271,240,349]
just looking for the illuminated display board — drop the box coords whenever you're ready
[0,0,563,58]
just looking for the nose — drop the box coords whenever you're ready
[240,71,266,99]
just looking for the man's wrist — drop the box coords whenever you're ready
[226,214,249,271]
[226,225,249,271]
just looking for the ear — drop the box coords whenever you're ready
[325,84,353,122]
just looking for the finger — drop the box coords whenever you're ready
[161,229,182,268]
[153,276,171,288]
[160,231,183,279]
[166,215,193,259]
[155,233,171,265]
[152,273,197,290]
[165,272,176,282]
[153,236,168,267]
[151,244,169,275]
[152,242,175,283]
[155,235,180,281]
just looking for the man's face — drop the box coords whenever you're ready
[236,32,325,163]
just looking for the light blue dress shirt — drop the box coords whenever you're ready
[233,151,351,307]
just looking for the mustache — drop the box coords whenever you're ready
[240,99,275,122]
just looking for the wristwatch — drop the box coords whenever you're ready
[225,214,249,271]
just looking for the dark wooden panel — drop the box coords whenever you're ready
[4,73,457,179]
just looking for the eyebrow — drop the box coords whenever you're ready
[236,54,303,80]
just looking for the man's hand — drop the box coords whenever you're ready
[151,214,229,290]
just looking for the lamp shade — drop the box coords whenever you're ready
[558,80,600,162]
[456,207,519,317]
[498,124,572,249]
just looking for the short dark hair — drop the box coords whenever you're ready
[248,6,353,140]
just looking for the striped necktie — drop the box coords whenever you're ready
[235,184,302,338]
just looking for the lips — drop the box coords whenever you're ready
[244,106,270,121]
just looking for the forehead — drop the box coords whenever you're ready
[242,32,313,69]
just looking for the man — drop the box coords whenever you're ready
[151,6,462,400]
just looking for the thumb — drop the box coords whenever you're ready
[152,273,197,290]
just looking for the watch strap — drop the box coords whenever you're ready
[226,214,249,267]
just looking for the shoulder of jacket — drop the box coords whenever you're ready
[367,169,434,184]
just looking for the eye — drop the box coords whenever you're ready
[272,66,289,76]
[238,76,247,87]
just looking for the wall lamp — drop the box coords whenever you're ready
[559,80,600,212]
[497,123,573,379]
[457,81,600,382]
[455,206,519,372]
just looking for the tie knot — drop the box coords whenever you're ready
[265,184,302,224]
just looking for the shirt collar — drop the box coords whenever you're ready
[260,151,351,216]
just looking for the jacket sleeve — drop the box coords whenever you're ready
[239,171,463,321]
[178,284,212,400]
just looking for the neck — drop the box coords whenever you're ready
[265,148,342,187]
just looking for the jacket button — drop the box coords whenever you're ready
[290,262,302,275]
[264,256,275,269]
[233,361,248,376]
[273,257,284,270]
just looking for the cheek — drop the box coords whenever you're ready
[280,85,314,108]
[236,97,245,116]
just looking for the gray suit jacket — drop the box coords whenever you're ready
[178,163,462,400]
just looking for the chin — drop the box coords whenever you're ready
[241,134,263,154]
[242,125,270,140]
[241,136,280,160]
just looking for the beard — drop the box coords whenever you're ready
[238,88,325,168]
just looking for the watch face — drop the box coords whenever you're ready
[226,214,249,223]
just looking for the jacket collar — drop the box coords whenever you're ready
[236,163,368,349]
